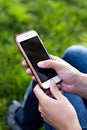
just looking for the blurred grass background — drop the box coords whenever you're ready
[0,0,87,129]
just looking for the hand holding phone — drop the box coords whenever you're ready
[15,30,61,89]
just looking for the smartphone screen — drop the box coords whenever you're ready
[20,36,57,83]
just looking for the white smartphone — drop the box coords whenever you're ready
[15,30,61,89]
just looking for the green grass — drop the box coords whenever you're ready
[0,0,87,129]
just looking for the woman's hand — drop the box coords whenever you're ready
[37,56,87,98]
[22,55,87,98]
[34,81,82,130]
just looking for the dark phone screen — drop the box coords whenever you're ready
[20,36,57,83]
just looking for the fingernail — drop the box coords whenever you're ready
[38,61,45,67]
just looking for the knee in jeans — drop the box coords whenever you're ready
[62,45,84,59]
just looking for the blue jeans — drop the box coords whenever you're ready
[14,45,87,130]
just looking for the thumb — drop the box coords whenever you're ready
[33,84,48,101]
[50,80,63,100]
[38,59,60,72]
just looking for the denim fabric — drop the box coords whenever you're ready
[14,81,43,130]
[14,45,87,130]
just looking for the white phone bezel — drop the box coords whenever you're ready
[16,30,38,42]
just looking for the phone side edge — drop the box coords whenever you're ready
[14,35,44,89]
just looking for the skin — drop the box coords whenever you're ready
[34,81,82,130]
[37,56,87,98]
[22,55,87,130]
[22,55,87,98]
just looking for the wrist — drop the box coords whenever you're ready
[57,124,82,130]
[75,73,87,98]
[81,73,87,87]
[59,119,82,130]
[57,109,82,130]
[56,120,82,130]
[65,122,82,130]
